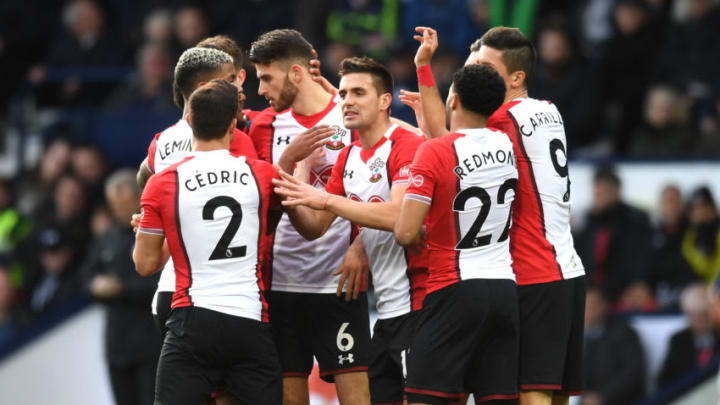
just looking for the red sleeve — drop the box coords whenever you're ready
[249,159,281,210]
[388,130,424,186]
[243,108,261,121]
[230,129,259,159]
[248,109,277,163]
[139,172,167,235]
[487,102,519,142]
[146,132,161,173]
[404,140,442,205]
[325,145,351,197]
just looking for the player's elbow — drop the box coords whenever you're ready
[394,227,416,247]
[133,252,160,277]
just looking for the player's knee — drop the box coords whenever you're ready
[281,377,309,405]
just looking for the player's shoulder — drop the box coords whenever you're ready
[247,107,278,132]
[145,156,194,189]
[156,119,189,140]
[246,157,278,178]
[389,126,424,144]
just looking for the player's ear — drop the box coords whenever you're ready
[289,64,303,84]
[449,93,459,111]
[228,118,237,136]
[186,114,192,127]
[510,70,526,89]
[237,69,247,85]
[379,92,392,112]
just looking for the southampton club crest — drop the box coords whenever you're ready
[368,158,385,183]
[325,125,347,150]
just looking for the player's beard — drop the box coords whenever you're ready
[271,76,298,112]
[236,88,247,129]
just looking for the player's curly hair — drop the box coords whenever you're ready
[188,79,238,141]
[197,35,244,71]
[471,26,535,88]
[249,29,314,68]
[452,64,506,118]
[173,47,233,110]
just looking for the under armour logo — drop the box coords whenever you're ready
[276,136,290,145]
[338,353,354,365]
[344,170,354,179]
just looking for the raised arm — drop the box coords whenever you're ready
[137,158,152,189]
[413,27,450,139]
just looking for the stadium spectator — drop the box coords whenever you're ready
[403,0,481,54]
[596,0,666,154]
[0,258,28,348]
[658,283,720,387]
[83,169,160,405]
[682,186,720,284]
[28,0,127,106]
[530,17,599,150]
[646,185,698,309]
[575,167,653,303]
[24,225,82,315]
[174,5,210,49]
[105,42,175,115]
[583,287,646,405]
[143,8,177,56]
[326,0,399,59]
[69,143,107,209]
[629,85,693,156]
[0,179,31,255]
[89,204,112,239]
[34,175,90,252]
[15,138,72,216]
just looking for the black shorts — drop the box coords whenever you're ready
[405,279,519,405]
[517,276,586,395]
[268,291,371,383]
[152,291,173,338]
[155,306,282,405]
[369,311,419,405]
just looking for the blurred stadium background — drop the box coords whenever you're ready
[0,0,719,404]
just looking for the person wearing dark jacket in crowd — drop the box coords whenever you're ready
[682,186,720,284]
[583,286,646,405]
[83,169,160,405]
[658,283,720,388]
[575,167,653,303]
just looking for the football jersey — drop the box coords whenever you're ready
[488,98,584,285]
[405,128,518,294]
[138,150,278,322]
[249,95,356,293]
[145,118,259,299]
[325,124,427,319]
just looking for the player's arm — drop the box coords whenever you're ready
[137,157,152,189]
[413,27,450,139]
[334,236,369,301]
[394,198,430,248]
[273,168,337,240]
[276,125,335,173]
[133,232,169,277]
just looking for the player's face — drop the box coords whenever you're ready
[256,62,298,111]
[466,46,512,96]
[338,73,385,129]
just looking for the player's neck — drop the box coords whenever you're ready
[357,116,392,150]
[192,137,230,152]
[291,80,333,116]
[450,112,487,133]
[504,87,528,104]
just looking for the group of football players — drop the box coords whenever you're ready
[130,24,586,405]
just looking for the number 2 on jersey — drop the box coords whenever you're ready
[202,196,247,260]
[453,178,517,250]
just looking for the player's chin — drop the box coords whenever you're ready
[342,116,363,129]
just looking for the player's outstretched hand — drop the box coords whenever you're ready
[334,240,369,301]
[398,90,432,136]
[130,213,142,233]
[273,169,330,209]
[284,125,335,164]
[413,26,439,67]
[310,48,338,95]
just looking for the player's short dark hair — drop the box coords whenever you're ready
[249,29,314,68]
[197,35,243,71]
[471,26,536,88]
[188,79,238,141]
[338,57,394,96]
[452,64,506,118]
[173,47,233,110]
[594,166,621,188]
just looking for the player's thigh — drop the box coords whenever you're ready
[281,377,310,405]
[155,328,218,405]
[334,371,371,405]
[517,279,574,390]
[268,291,315,377]
[559,276,587,395]
[405,282,487,403]
[309,292,371,383]
[465,280,519,403]
[224,320,282,405]
[369,314,416,404]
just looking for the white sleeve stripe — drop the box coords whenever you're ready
[392,179,410,185]
[404,193,432,205]
[138,227,165,236]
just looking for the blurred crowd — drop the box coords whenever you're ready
[0,0,719,404]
